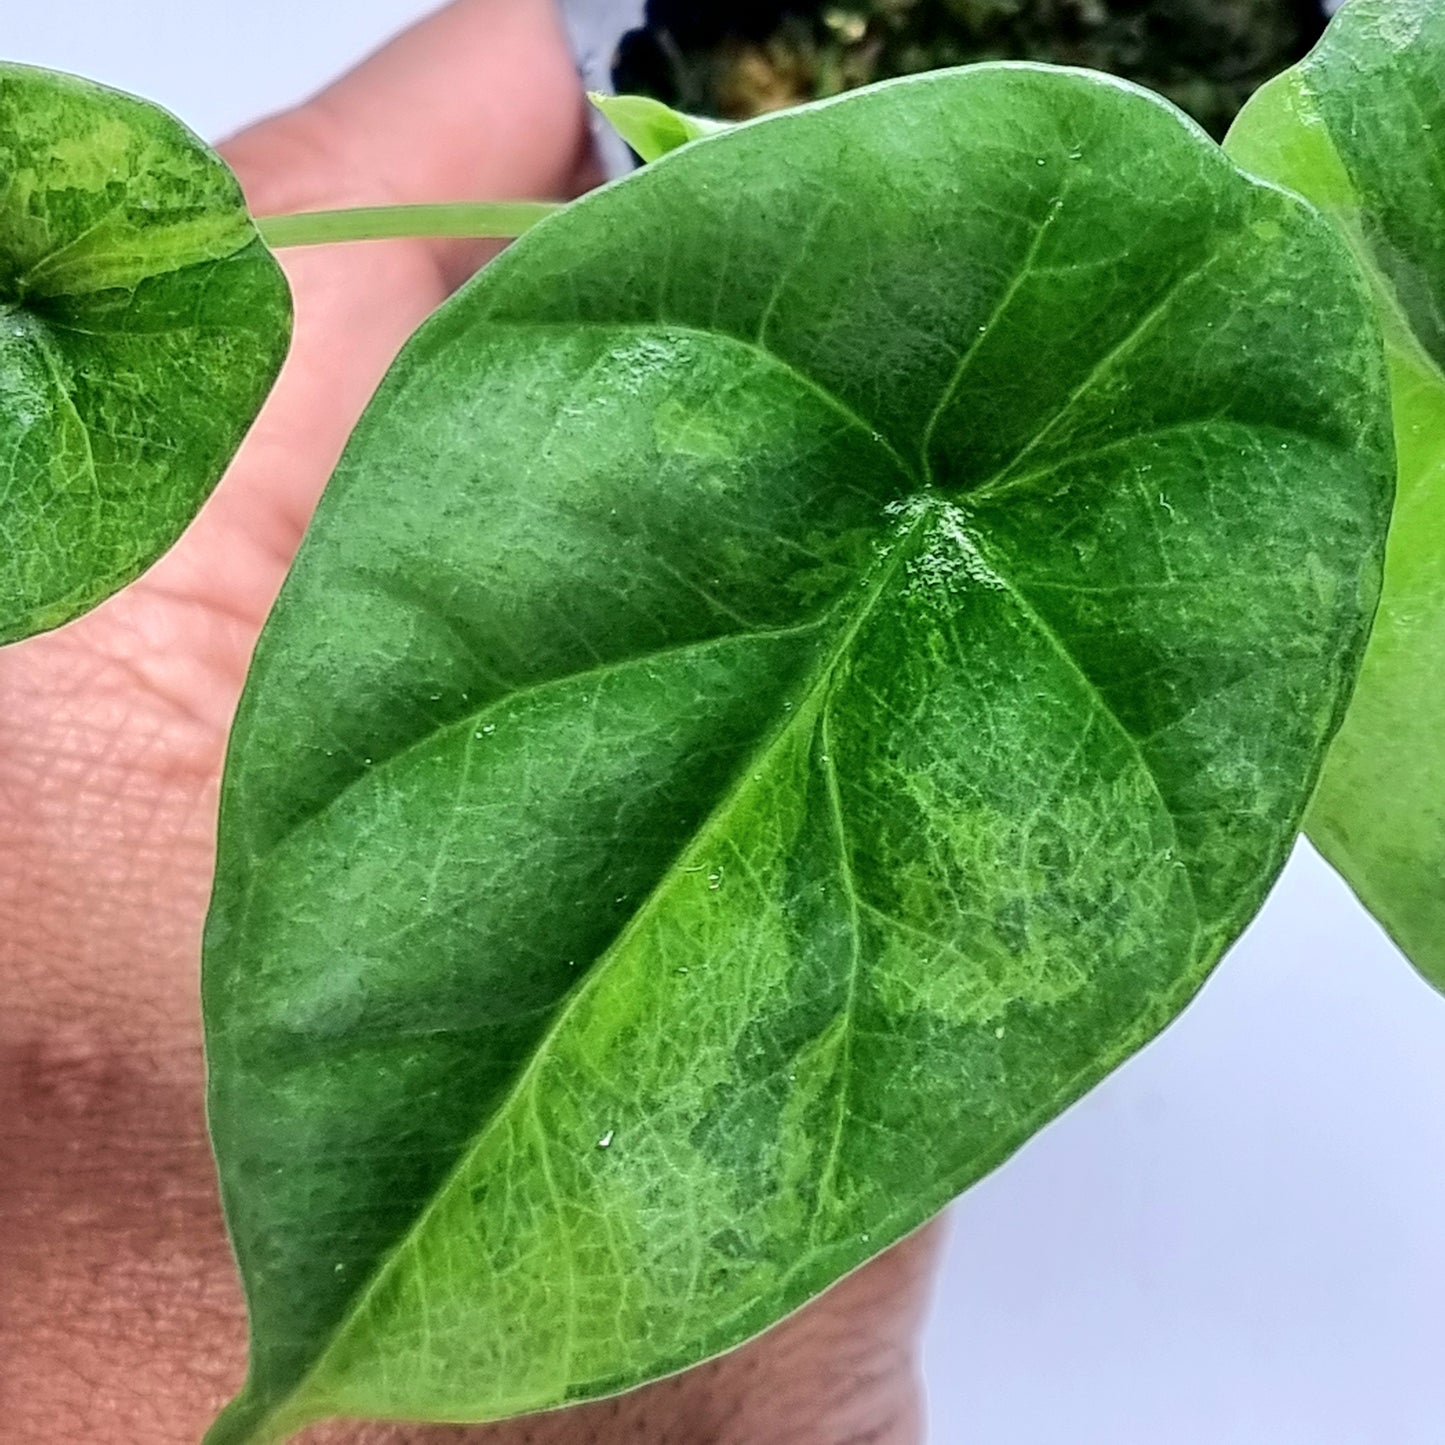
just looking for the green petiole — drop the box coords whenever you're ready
[255,199,562,249]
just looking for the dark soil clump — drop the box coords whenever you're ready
[614,0,1328,139]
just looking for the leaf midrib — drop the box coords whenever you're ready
[16,205,256,300]
[265,512,1202,1429]
[246,498,936,1435]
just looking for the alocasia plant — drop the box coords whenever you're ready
[0,1,1441,1440]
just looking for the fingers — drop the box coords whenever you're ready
[223,0,598,289]
[161,0,597,636]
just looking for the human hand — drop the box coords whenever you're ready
[0,3,940,1440]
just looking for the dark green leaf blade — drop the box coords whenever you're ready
[1227,0,1445,991]
[0,62,290,643]
[205,65,1392,1443]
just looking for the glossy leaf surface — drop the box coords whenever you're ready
[0,63,290,643]
[205,65,1392,1443]
[1228,0,1445,991]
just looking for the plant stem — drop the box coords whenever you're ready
[255,200,561,249]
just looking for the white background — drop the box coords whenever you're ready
[8,4,1443,1441]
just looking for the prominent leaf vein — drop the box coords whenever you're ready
[919,190,1067,475]
[980,248,1225,495]
[967,532,1202,933]
[248,615,831,868]
[811,699,865,1234]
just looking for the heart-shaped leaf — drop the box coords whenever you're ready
[205,65,1391,1444]
[0,63,290,643]
[1228,0,1445,992]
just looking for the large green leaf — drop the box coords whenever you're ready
[1228,0,1445,992]
[0,63,290,644]
[205,65,1391,1443]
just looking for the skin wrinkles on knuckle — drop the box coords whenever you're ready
[0,790,212,982]
[0,608,241,765]
[0,631,228,874]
